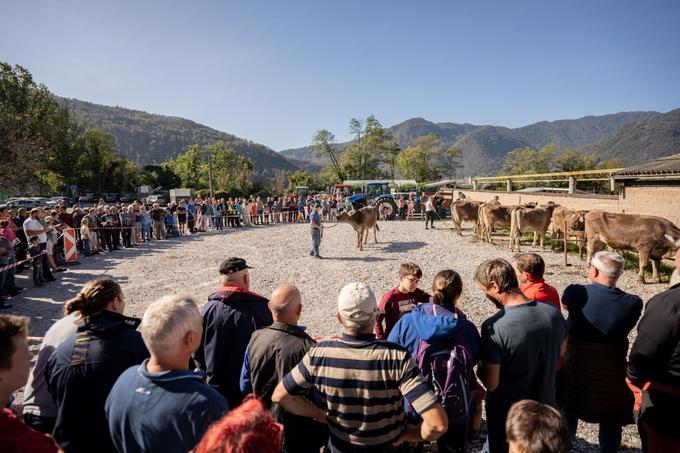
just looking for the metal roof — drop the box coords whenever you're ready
[613,153,680,178]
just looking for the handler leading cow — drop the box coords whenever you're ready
[585,210,680,283]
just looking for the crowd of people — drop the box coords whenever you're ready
[0,190,454,308]
[1,247,678,453]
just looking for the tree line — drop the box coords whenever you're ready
[1,62,258,198]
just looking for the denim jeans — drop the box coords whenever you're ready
[83,239,90,257]
[3,257,16,292]
[311,229,321,257]
[567,416,622,453]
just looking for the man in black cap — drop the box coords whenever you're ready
[310,204,323,258]
[193,257,272,408]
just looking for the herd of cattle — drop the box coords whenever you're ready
[445,196,680,283]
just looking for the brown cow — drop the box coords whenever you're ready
[478,204,513,243]
[336,205,380,251]
[450,200,482,235]
[509,203,558,251]
[551,207,587,259]
[585,210,680,283]
[477,202,538,243]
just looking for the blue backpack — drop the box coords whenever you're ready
[413,312,476,425]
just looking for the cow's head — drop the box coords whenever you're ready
[523,202,537,209]
[336,211,351,222]
[664,234,680,253]
[568,211,587,231]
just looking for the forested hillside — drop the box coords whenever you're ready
[582,109,680,164]
[62,97,298,179]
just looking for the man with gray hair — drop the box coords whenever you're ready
[105,295,229,453]
[272,282,448,451]
[561,251,643,453]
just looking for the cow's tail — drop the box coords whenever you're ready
[375,223,381,231]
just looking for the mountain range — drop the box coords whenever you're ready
[63,96,680,179]
[281,111,666,176]
[62,97,297,180]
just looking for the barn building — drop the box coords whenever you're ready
[614,153,680,226]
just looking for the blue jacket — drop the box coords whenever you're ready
[193,287,272,408]
[387,303,480,362]
[106,360,229,453]
[45,310,149,453]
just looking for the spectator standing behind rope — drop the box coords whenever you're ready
[240,285,327,453]
[105,295,229,453]
[626,250,680,453]
[272,282,449,452]
[0,315,61,452]
[561,251,643,453]
[193,258,272,409]
[475,259,567,453]
[45,279,150,453]
[23,208,56,283]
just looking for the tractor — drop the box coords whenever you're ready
[348,182,398,220]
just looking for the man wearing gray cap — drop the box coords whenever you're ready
[193,257,272,409]
[273,282,448,452]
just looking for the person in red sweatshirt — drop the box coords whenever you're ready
[512,253,560,309]
[374,262,430,339]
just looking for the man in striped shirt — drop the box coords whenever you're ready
[272,282,448,452]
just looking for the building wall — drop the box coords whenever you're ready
[459,189,621,212]
[620,185,680,226]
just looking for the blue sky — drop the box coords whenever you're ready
[2,0,679,150]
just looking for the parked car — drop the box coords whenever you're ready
[119,193,134,203]
[78,194,96,204]
[4,198,45,210]
[104,193,120,203]
[147,194,166,204]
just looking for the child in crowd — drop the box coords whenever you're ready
[512,253,560,309]
[165,209,175,237]
[505,400,571,453]
[80,218,91,257]
[141,206,151,241]
[374,262,430,339]
[27,236,44,286]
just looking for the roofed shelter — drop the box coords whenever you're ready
[614,153,680,226]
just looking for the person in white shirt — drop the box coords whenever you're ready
[22,209,55,281]
[424,197,436,230]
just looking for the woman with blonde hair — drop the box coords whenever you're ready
[44,278,149,452]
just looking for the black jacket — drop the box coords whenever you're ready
[627,283,680,439]
[244,322,327,453]
[45,310,149,453]
[193,286,272,408]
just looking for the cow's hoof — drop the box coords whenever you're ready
[637,276,646,284]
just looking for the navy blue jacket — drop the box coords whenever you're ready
[45,310,149,453]
[105,360,229,453]
[193,286,272,408]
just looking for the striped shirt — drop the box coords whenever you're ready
[282,333,437,450]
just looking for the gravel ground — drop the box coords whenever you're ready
[12,219,665,451]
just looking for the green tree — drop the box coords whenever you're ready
[288,170,311,191]
[142,164,181,189]
[501,143,558,175]
[436,145,463,179]
[398,146,440,182]
[78,128,119,193]
[170,144,203,188]
[44,103,86,194]
[0,62,59,194]
[313,129,344,180]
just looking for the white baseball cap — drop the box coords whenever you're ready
[337,282,381,323]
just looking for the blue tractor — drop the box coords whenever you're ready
[348,182,398,220]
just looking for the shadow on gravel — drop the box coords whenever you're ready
[324,256,393,263]
[381,241,427,253]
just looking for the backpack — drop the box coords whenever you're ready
[413,313,476,425]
